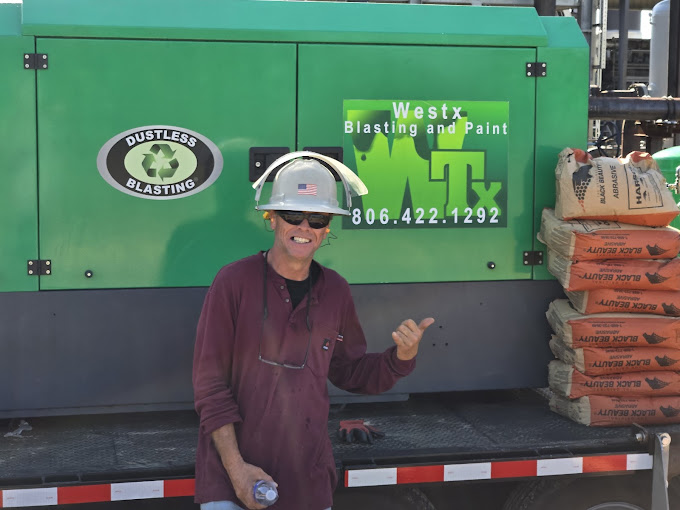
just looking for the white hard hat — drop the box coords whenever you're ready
[253,151,368,216]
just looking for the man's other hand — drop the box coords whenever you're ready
[392,318,435,361]
[226,460,277,510]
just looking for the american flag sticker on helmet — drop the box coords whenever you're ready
[298,184,317,196]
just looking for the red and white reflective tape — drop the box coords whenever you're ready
[0,454,656,507]
[0,479,194,508]
[344,453,654,487]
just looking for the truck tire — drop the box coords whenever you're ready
[333,486,436,510]
[501,474,659,510]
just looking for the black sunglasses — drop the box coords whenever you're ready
[277,210,332,229]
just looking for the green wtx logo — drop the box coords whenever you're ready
[343,100,508,229]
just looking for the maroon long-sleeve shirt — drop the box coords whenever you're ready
[193,252,415,509]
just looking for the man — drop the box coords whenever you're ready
[193,152,434,510]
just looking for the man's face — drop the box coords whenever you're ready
[270,211,331,263]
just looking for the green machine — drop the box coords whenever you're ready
[654,145,680,231]
[0,0,588,416]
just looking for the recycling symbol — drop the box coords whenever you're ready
[142,143,179,180]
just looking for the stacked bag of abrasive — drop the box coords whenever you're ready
[541,147,680,426]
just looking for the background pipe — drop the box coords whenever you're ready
[589,96,680,119]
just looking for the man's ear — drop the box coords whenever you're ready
[263,211,276,230]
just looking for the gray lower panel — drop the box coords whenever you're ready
[0,280,563,417]
[341,279,563,397]
[0,288,206,418]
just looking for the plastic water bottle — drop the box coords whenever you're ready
[253,480,278,507]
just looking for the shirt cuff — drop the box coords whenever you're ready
[198,402,243,437]
[388,345,416,376]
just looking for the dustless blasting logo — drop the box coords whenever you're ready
[97,126,223,200]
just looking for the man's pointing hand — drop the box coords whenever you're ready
[392,317,435,361]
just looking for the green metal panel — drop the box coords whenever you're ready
[298,44,537,284]
[36,38,295,290]
[22,0,548,48]
[533,16,590,280]
[0,4,38,292]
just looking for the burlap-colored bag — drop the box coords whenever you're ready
[538,208,680,260]
[547,299,680,349]
[550,394,680,426]
[549,360,680,398]
[566,289,680,316]
[554,148,679,227]
[549,336,680,375]
[547,250,680,292]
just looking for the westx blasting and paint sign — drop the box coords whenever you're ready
[342,100,509,229]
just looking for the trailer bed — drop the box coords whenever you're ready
[2,389,677,493]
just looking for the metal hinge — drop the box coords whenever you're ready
[523,251,544,266]
[526,62,547,77]
[23,53,48,70]
[27,260,52,276]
